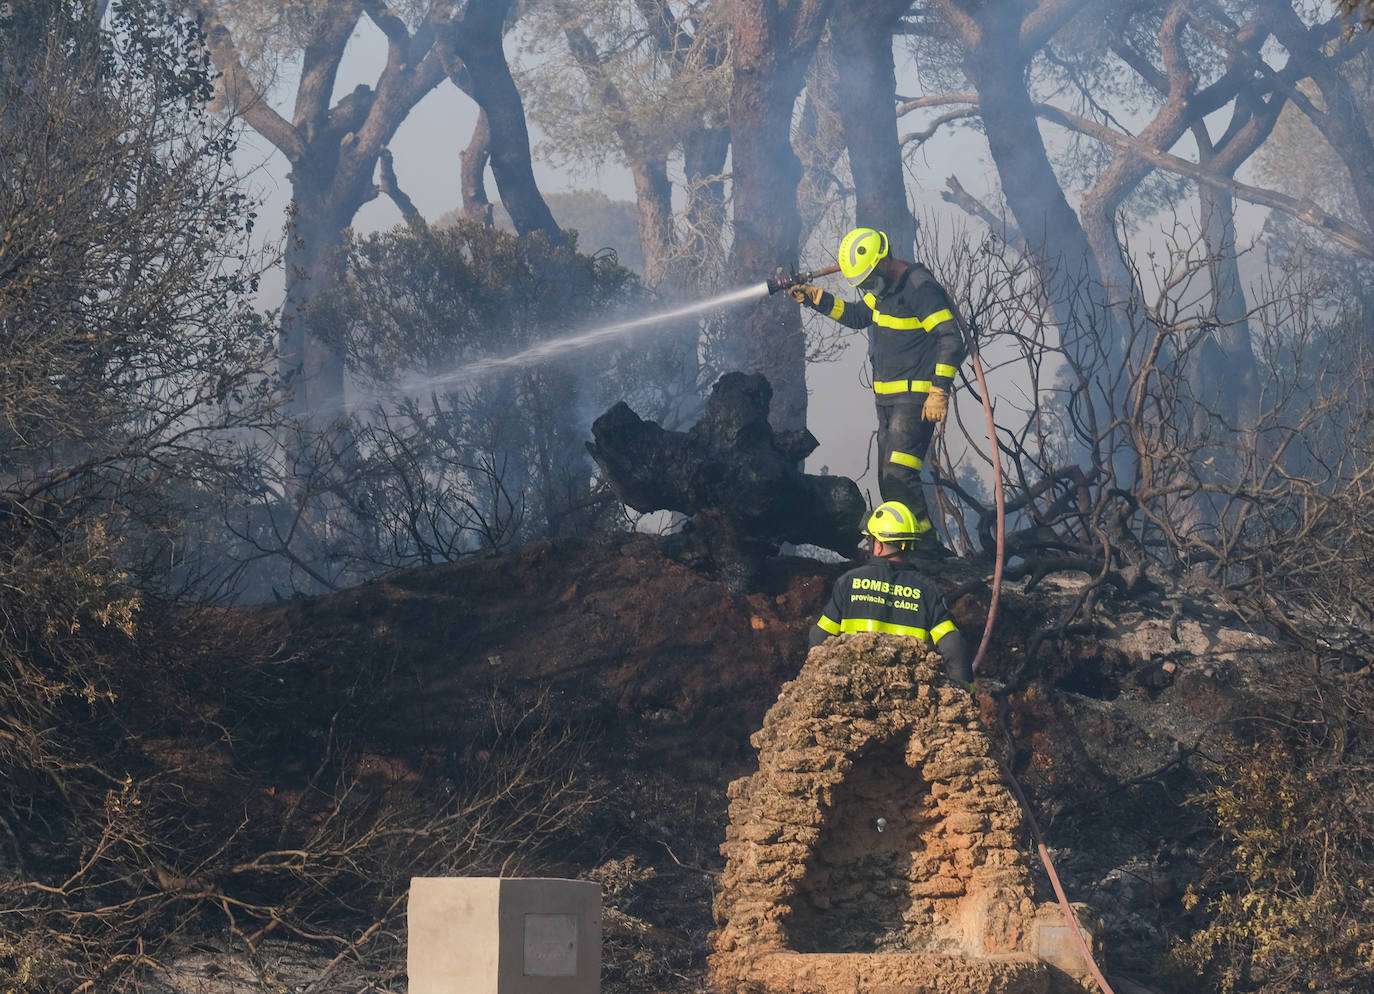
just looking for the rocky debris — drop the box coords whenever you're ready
[586,372,866,573]
[974,571,1286,986]
[709,632,1097,994]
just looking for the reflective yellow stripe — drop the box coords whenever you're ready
[889,450,922,470]
[922,308,954,331]
[838,618,930,640]
[934,363,957,380]
[862,295,952,333]
[912,517,934,533]
[816,615,841,635]
[828,298,844,320]
[873,379,932,394]
[873,312,923,330]
[931,619,958,643]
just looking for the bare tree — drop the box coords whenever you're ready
[727,0,836,433]
[827,0,919,253]
[439,0,565,241]
[921,214,1373,673]
[185,0,565,430]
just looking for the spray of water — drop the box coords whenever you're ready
[358,282,772,409]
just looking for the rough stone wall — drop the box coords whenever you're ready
[708,633,1091,994]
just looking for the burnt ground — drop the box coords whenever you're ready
[162,529,1282,993]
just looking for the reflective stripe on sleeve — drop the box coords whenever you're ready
[838,618,930,640]
[828,298,845,320]
[889,450,923,470]
[816,615,841,635]
[931,619,958,643]
[934,363,957,380]
[922,308,954,331]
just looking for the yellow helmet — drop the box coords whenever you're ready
[837,227,889,287]
[862,500,920,545]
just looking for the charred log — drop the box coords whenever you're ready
[587,373,865,574]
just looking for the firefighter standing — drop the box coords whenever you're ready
[810,500,972,688]
[789,227,965,556]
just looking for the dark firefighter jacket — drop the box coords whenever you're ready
[811,262,966,402]
[809,553,973,686]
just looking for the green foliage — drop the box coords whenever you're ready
[0,3,287,987]
[519,0,731,174]
[1164,721,1374,993]
[340,219,640,380]
[329,219,687,562]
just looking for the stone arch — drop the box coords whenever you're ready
[708,633,1092,994]
[786,735,941,954]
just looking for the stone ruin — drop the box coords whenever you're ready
[708,634,1097,994]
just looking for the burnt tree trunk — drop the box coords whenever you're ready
[830,0,915,254]
[933,0,1124,375]
[588,373,865,578]
[727,0,834,434]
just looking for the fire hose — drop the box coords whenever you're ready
[957,309,1116,994]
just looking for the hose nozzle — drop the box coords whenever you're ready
[765,263,841,294]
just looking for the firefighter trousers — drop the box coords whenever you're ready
[876,400,937,532]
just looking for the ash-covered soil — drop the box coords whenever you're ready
[149,530,1282,993]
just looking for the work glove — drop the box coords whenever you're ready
[788,283,824,309]
[922,384,950,423]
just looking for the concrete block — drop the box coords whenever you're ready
[408,877,601,994]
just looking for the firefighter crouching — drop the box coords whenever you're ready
[809,500,973,689]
